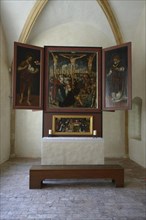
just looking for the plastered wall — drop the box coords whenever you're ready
[0,23,11,164]
[128,9,146,167]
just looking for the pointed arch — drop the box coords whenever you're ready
[18,0,48,43]
[96,0,123,44]
[19,0,123,44]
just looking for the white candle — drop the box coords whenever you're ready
[93,130,97,136]
[48,129,52,135]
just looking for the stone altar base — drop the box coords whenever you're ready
[41,137,104,165]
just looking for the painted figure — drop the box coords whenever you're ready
[51,52,58,77]
[60,54,85,73]
[17,55,39,105]
[87,53,95,74]
[107,54,127,102]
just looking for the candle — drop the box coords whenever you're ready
[48,129,52,135]
[93,130,97,136]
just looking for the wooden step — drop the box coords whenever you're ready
[29,164,124,189]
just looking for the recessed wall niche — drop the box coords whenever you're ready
[128,97,142,140]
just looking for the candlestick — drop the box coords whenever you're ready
[48,129,52,136]
[93,130,97,136]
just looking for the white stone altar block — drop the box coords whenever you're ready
[41,137,104,165]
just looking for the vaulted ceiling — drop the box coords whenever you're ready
[0,0,145,63]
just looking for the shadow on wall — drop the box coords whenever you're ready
[128,97,142,140]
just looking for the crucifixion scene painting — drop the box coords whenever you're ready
[48,50,98,109]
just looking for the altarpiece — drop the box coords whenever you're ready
[13,42,132,137]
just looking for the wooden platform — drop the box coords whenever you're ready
[29,165,124,189]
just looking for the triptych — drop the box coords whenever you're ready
[13,42,131,137]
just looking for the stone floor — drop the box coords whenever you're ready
[0,157,146,220]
